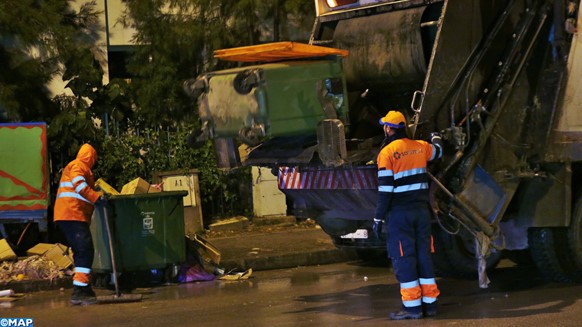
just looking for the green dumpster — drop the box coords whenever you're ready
[91,191,187,273]
[197,59,349,140]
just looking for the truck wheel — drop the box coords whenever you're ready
[432,226,502,278]
[552,227,581,282]
[567,193,582,282]
[528,228,572,282]
[431,226,455,277]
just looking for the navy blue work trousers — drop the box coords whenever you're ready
[386,204,435,282]
[55,220,94,269]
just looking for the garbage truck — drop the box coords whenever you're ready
[184,0,582,284]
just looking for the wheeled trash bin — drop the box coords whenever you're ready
[90,191,187,286]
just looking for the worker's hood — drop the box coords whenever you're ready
[76,144,97,168]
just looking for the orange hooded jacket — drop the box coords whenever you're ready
[53,144,101,223]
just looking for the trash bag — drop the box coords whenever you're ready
[177,260,215,283]
[177,237,217,283]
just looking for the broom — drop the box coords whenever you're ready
[96,203,142,304]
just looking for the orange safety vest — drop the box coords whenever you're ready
[376,138,438,205]
[53,144,101,223]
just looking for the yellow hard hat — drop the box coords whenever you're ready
[379,111,406,128]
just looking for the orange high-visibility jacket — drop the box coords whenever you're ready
[375,137,440,220]
[53,144,101,223]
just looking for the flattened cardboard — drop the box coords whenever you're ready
[0,239,17,261]
[27,243,74,269]
[95,178,120,195]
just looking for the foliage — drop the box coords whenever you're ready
[93,124,252,218]
[0,0,102,122]
[0,0,112,171]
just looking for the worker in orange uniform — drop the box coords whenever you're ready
[374,111,443,320]
[54,143,105,305]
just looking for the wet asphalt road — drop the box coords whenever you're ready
[4,260,582,326]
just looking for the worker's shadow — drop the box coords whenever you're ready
[286,263,580,322]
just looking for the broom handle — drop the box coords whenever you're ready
[102,204,121,297]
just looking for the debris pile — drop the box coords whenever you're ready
[0,255,64,284]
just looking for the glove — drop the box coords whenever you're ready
[372,218,384,239]
[430,132,441,142]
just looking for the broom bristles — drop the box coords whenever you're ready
[96,294,143,304]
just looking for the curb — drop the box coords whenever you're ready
[220,249,359,271]
[1,277,72,294]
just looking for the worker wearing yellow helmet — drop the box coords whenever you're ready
[375,110,443,320]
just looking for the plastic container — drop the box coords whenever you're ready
[91,191,187,272]
[198,58,349,139]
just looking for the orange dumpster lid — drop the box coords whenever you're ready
[213,42,349,62]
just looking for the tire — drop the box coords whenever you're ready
[431,226,455,277]
[432,225,502,278]
[528,228,572,283]
[567,193,582,282]
[553,228,581,282]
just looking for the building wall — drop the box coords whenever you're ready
[47,0,136,96]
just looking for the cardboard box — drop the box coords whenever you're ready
[26,243,53,256]
[192,234,221,264]
[148,185,161,193]
[95,178,120,195]
[121,177,150,195]
[44,243,74,269]
[0,239,17,261]
[27,243,74,269]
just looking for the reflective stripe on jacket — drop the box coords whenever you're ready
[54,144,100,223]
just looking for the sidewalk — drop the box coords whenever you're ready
[207,225,358,272]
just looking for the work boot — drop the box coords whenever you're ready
[423,302,437,317]
[70,285,97,305]
[389,310,423,320]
